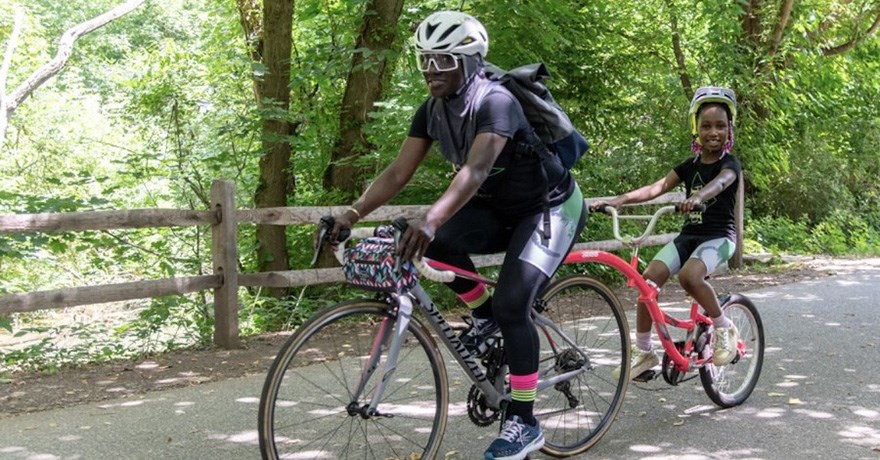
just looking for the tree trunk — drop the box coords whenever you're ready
[235,0,263,102]
[323,0,405,197]
[253,0,295,297]
[662,0,692,98]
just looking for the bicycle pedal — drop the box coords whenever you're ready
[633,369,658,383]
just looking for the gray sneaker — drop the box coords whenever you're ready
[713,325,739,365]
[484,415,544,460]
[612,347,660,380]
[459,316,501,357]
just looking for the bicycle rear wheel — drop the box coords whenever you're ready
[258,299,449,460]
[533,274,631,457]
[700,293,764,408]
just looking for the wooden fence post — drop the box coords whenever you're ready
[212,180,239,348]
[731,171,745,269]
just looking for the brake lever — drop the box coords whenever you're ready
[311,215,353,267]
[310,218,332,267]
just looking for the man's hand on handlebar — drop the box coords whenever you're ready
[311,215,352,266]
[327,213,355,247]
[397,218,434,262]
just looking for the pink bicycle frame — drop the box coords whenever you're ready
[563,249,712,372]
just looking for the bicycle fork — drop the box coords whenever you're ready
[348,294,414,419]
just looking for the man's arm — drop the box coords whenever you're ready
[329,136,431,242]
[348,136,432,218]
[399,131,507,260]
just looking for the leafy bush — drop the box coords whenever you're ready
[807,209,880,256]
[746,216,812,254]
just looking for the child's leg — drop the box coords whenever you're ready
[678,259,723,317]
[636,240,681,351]
[615,259,672,379]
[678,237,735,325]
[639,261,671,333]
[678,238,739,365]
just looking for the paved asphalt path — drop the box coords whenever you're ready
[1,262,879,459]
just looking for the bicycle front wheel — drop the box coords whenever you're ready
[700,293,764,408]
[533,275,631,457]
[258,299,449,460]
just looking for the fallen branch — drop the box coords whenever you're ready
[4,0,146,117]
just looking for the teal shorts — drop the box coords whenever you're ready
[652,234,735,276]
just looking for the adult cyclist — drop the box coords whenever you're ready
[328,10,586,460]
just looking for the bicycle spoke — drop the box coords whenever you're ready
[699,294,764,408]
[533,275,629,457]
[259,301,447,460]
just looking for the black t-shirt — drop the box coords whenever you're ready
[408,86,573,218]
[673,154,742,240]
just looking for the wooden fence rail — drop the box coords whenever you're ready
[0,179,743,348]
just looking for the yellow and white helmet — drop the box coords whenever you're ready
[688,86,737,135]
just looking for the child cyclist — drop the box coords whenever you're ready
[591,87,742,378]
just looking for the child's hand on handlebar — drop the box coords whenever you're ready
[678,198,705,214]
[589,199,622,213]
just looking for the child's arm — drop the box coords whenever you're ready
[679,168,737,213]
[599,170,681,209]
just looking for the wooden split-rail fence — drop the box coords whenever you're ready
[0,180,744,348]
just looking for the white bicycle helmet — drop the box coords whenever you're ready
[688,86,737,135]
[414,11,488,57]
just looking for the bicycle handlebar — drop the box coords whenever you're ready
[313,216,456,284]
[388,217,455,283]
[597,203,706,245]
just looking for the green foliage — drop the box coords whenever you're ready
[747,215,813,254]
[748,212,880,257]
[807,209,880,256]
[2,0,879,372]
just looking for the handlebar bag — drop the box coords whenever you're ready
[343,236,418,293]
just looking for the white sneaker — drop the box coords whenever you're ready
[713,325,739,365]
[613,347,659,380]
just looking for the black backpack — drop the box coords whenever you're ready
[484,62,589,169]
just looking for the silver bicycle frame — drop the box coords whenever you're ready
[353,282,592,413]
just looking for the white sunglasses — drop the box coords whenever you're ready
[415,53,460,72]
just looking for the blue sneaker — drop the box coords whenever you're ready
[484,415,545,460]
[459,316,501,357]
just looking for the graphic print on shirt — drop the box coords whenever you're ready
[687,171,716,226]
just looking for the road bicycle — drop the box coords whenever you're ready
[258,217,631,459]
[583,204,764,407]
[257,206,764,459]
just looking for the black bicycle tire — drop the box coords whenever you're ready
[699,293,765,408]
[257,299,449,460]
[535,274,631,457]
